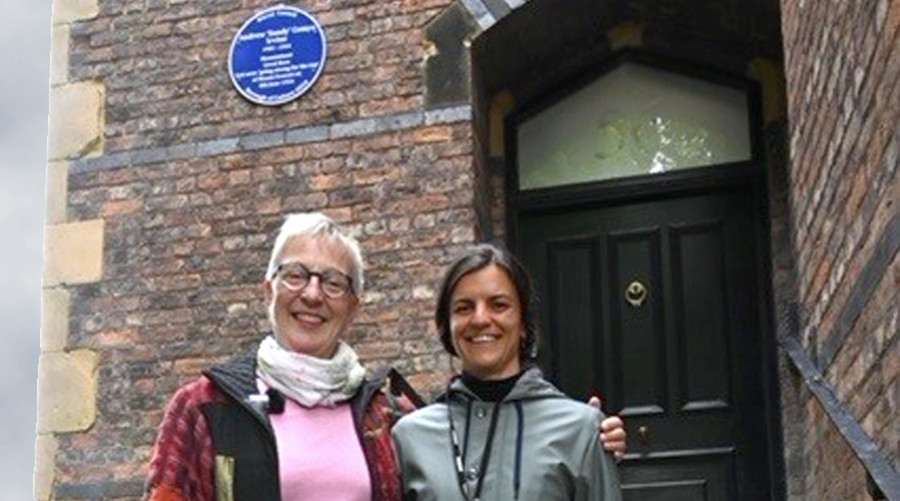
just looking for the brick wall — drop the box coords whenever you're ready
[56,124,477,498]
[67,0,454,152]
[780,0,898,496]
[41,0,489,498]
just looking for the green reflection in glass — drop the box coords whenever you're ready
[517,63,751,190]
[542,115,715,183]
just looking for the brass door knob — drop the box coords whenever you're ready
[625,280,648,308]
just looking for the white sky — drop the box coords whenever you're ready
[0,0,51,498]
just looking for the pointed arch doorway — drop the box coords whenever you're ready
[453,1,789,498]
[504,55,778,501]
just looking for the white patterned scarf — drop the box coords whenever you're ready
[256,335,366,408]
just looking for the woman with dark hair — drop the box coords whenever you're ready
[145,215,624,501]
[392,244,622,501]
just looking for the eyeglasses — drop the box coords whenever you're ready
[273,262,355,299]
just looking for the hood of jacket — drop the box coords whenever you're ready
[445,366,566,403]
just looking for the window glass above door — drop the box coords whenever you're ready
[517,63,752,190]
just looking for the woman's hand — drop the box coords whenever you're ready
[589,396,626,461]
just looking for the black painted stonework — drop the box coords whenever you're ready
[820,214,900,370]
[481,0,512,19]
[425,2,479,107]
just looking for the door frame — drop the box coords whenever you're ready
[503,50,786,500]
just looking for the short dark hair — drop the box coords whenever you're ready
[435,243,539,362]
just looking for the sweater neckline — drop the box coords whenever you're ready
[460,370,525,402]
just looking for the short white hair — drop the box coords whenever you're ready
[266,212,365,294]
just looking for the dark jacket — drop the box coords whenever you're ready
[145,348,408,501]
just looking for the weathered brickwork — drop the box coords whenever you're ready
[55,123,476,497]
[806,395,873,501]
[66,0,456,153]
[782,362,874,501]
[41,0,489,498]
[780,0,899,496]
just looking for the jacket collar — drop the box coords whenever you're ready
[447,366,566,403]
[205,349,258,403]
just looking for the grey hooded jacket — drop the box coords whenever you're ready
[392,368,622,501]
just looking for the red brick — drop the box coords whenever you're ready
[411,126,453,143]
[100,198,143,217]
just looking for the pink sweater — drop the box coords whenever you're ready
[261,380,372,501]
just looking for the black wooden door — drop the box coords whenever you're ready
[517,187,772,501]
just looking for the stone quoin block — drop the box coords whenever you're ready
[36,350,99,433]
[50,24,69,85]
[41,288,70,352]
[44,161,68,225]
[33,434,59,501]
[43,219,104,286]
[47,81,104,160]
[51,0,100,25]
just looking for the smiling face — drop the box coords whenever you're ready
[264,235,359,358]
[449,264,524,380]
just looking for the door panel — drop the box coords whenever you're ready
[608,228,667,417]
[670,221,732,411]
[621,448,737,501]
[517,189,770,501]
[547,240,601,400]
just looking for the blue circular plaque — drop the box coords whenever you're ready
[228,5,327,106]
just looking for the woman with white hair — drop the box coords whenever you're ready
[144,212,625,501]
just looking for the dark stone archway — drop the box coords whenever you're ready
[423,0,799,497]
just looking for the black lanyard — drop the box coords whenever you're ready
[448,397,503,501]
